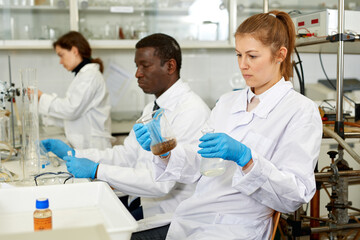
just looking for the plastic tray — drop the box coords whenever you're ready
[0,182,138,240]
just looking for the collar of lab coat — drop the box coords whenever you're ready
[230,78,293,118]
[155,78,190,112]
[77,63,99,74]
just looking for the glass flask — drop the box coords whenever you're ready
[230,72,246,91]
[200,128,226,177]
[136,109,177,156]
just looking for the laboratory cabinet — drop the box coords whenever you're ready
[1,0,360,49]
[0,0,71,48]
[0,0,234,49]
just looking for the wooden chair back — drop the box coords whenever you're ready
[271,211,281,240]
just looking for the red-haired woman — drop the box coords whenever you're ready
[134,11,323,239]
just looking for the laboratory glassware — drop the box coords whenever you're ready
[230,72,246,91]
[20,68,41,181]
[199,128,226,177]
[0,110,14,182]
[136,109,177,156]
[0,156,13,182]
[0,109,14,160]
[34,198,52,231]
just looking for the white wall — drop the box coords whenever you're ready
[2,49,360,108]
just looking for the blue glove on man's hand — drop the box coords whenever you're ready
[133,123,151,151]
[41,139,75,159]
[63,156,99,179]
[198,133,252,167]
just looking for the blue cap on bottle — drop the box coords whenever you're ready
[36,198,49,209]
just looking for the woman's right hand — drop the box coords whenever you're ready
[38,90,43,101]
[198,133,252,167]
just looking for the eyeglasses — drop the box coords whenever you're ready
[34,171,74,186]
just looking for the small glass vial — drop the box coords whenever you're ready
[200,128,226,177]
[33,198,52,231]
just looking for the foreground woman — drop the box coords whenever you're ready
[134,10,323,239]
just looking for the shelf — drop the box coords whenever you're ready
[0,5,69,12]
[0,40,53,49]
[296,36,360,54]
[0,39,233,50]
[89,40,233,49]
[79,6,189,15]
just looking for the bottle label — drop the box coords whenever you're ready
[34,217,52,231]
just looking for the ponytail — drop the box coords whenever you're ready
[91,58,104,73]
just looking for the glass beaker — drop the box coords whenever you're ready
[200,128,226,177]
[0,110,13,159]
[0,112,13,182]
[0,152,13,182]
[136,109,177,156]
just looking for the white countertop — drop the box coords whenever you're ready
[39,119,136,137]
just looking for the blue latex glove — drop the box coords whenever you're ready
[133,123,151,151]
[41,139,75,159]
[198,133,252,167]
[63,156,99,179]
[134,109,170,156]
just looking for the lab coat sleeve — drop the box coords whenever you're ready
[75,130,141,168]
[153,101,211,184]
[153,142,203,184]
[76,128,177,197]
[39,93,57,114]
[38,70,103,121]
[232,103,323,213]
[97,163,177,197]
[41,113,64,128]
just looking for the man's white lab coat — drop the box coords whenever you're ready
[152,79,323,240]
[75,79,211,231]
[39,63,112,150]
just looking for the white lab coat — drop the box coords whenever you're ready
[75,79,211,231]
[152,79,323,240]
[39,63,113,150]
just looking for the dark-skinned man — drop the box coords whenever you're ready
[41,33,210,240]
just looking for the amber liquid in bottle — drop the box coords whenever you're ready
[34,198,52,231]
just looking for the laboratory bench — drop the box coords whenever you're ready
[110,119,136,136]
[0,118,136,188]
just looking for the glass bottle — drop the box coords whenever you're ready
[33,198,52,231]
[199,128,226,177]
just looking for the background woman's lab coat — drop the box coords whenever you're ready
[39,63,113,150]
[152,79,323,240]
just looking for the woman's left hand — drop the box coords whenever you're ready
[198,133,252,167]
